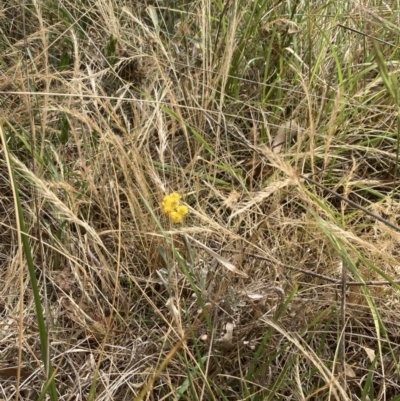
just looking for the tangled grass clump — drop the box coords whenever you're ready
[2,0,400,400]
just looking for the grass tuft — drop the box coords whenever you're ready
[1,0,400,400]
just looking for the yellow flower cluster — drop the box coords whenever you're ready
[162,193,188,223]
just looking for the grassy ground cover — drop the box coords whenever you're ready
[1,0,400,400]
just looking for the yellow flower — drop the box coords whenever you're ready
[170,211,184,223]
[162,193,188,223]
[176,205,188,217]
[162,192,179,214]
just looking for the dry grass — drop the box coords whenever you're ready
[1,0,400,400]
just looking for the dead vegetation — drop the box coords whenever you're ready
[1,0,400,400]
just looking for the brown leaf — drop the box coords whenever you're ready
[363,347,376,362]
[344,363,356,378]
[272,120,299,153]
[0,365,31,378]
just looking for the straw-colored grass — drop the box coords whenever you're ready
[1,0,400,400]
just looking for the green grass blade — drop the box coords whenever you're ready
[0,122,58,400]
